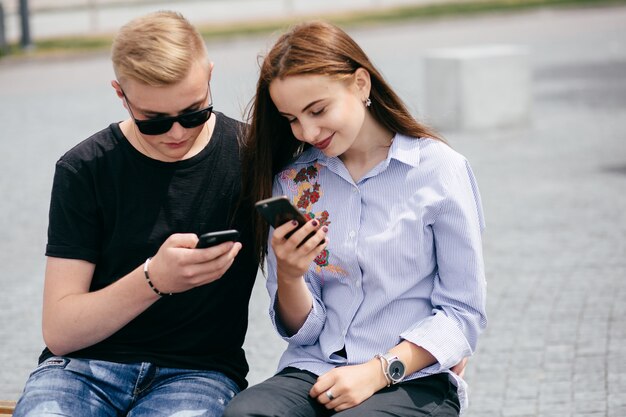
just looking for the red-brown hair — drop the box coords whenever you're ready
[240,21,443,265]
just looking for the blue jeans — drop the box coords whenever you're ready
[13,356,240,417]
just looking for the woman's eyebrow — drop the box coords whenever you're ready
[301,99,323,113]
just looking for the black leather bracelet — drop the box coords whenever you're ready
[143,257,172,297]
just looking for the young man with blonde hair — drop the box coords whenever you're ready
[13,11,258,417]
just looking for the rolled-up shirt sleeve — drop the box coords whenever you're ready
[265,180,327,345]
[266,251,327,344]
[401,158,487,370]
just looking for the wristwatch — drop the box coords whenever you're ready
[376,353,406,385]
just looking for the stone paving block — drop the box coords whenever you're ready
[537,414,572,417]
[538,393,572,408]
[608,373,626,396]
[573,362,605,379]
[544,345,575,361]
[539,400,574,414]
[607,393,626,408]
[608,406,626,417]
[510,350,543,367]
[608,338,626,355]
[506,384,540,401]
[501,400,538,417]
[540,381,573,395]
[467,397,505,414]
[543,361,575,373]
[572,400,607,414]
[574,391,608,403]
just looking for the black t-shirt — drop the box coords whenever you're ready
[41,113,258,389]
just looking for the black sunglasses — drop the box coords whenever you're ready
[122,84,213,135]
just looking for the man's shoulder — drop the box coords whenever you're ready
[210,112,246,166]
[58,123,121,169]
[214,112,245,141]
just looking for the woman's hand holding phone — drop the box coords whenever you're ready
[255,196,328,280]
[271,217,328,281]
[255,196,327,333]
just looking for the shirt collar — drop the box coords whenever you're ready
[293,133,422,169]
[387,133,421,168]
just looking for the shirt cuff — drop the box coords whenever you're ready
[400,311,472,370]
[269,297,326,345]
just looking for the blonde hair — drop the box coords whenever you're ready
[111,11,208,86]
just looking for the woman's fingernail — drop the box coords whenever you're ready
[292,220,298,226]
[322,226,328,232]
[311,220,318,227]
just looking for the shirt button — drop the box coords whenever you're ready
[352,188,358,193]
[349,231,356,238]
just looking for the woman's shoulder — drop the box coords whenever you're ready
[394,134,468,171]
[418,136,470,168]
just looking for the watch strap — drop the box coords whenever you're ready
[375,354,392,387]
[380,352,405,384]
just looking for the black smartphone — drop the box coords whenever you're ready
[196,229,240,249]
[255,196,308,230]
[255,196,324,244]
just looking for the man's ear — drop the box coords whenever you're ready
[111,80,125,99]
[208,61,214,81]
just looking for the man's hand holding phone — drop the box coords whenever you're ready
[196,229,240,249]
[145,232,241,295]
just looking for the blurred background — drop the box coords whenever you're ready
[0,0,465,46]
[1,1,626,416]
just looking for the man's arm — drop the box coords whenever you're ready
[42,257,158,356]
[42,234,242,356]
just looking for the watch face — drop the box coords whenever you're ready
[389,360,406,382]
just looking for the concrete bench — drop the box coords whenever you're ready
[0,400,15,416]
[421,45,531,131]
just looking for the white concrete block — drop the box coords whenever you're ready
[422,45,531,131]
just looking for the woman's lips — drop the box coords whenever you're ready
[314,134,334,150]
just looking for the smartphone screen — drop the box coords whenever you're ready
[196,229,240,248]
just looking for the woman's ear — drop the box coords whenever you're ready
[353,68,371,97]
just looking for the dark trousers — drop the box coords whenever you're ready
[223,367,460,417]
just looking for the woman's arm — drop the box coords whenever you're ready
[270,219,328,335]
[309,340,436,412]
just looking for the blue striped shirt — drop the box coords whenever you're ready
[266,134,487,412]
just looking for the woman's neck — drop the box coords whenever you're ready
[340,119,394,182]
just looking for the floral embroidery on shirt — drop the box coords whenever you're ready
[279,163,347,278]
[314,249,329,267]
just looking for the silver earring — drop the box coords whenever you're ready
[365,98,372,107]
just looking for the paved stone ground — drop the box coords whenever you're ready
[1,5,626,416]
